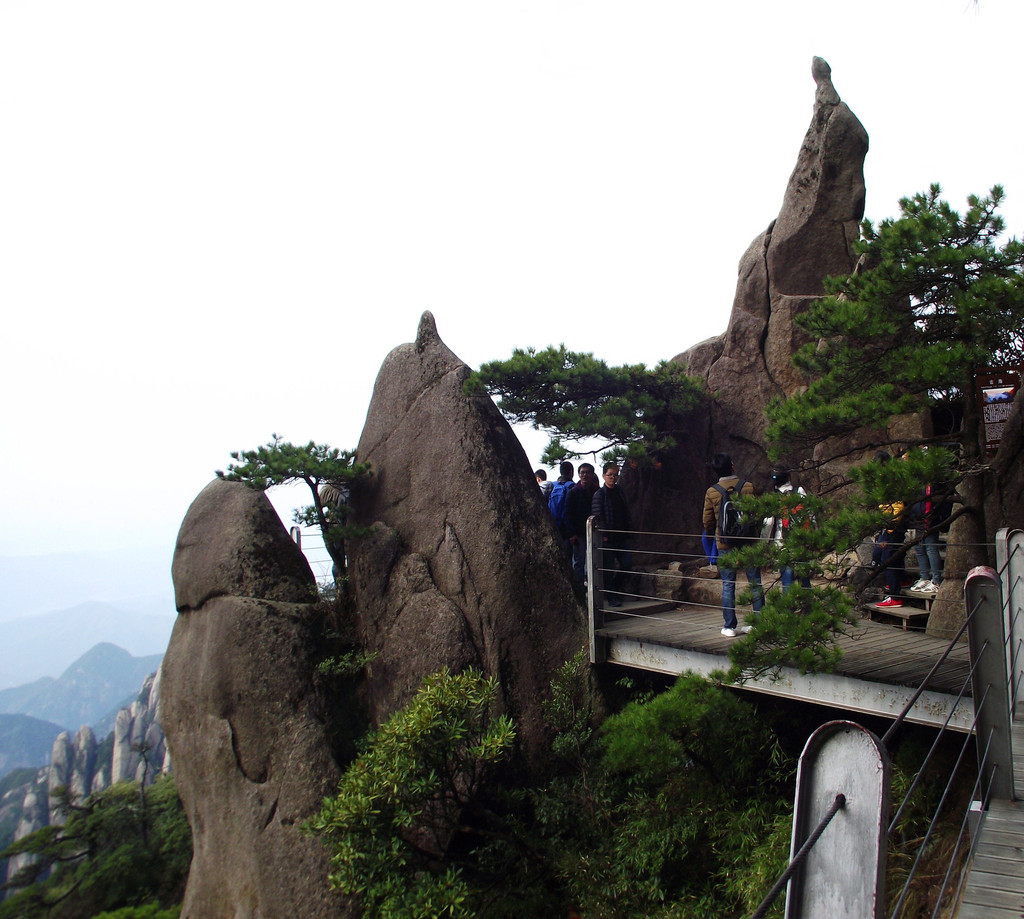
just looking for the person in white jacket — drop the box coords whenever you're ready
[763,466,811,592]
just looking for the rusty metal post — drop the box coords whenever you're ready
[996,529,1024,718]
[966,565,1015,802]
[785,721,890,919]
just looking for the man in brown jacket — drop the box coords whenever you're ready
[702,453,763,637]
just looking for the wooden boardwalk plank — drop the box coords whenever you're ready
[590,596,1024,916]
[956,903,1024,918]
[595,600,971,697]
[960,869,1024,893]
[959,725,1024,915]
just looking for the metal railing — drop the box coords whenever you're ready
[764,529,1022,919]
[583,519,1024,918]
[288,525,337,587]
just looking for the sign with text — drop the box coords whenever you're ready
[976,367,1022,457]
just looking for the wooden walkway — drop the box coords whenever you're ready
[592,597,974,730]
[594,595,1024,917]
[957,717,1024,918]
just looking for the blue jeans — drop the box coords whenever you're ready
[781,567,812,592]
[601,540,633,600]
[719,548,763,629]
[570,536,586,585]
[914,531,943,583]
[873,534,904,594]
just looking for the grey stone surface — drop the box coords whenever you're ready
[990,382,1024,539]
[172,477,315,612]
[162,479,351,918]
[350,311,587,766]
[630,58,869,543]
[687,56,867,466]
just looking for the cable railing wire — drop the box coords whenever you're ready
[879,594,984,748]
[888,705,994,919]
[589,524,1018,916]
[592,528,984,600]
[885,650,985,834]
[591,529,994,650]
[944,758,997,919]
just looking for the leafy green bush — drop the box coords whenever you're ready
[542,673,793,918]
[311,659,796,919]
[0,775,190,919]
[91,906,180,919]
[308,667,515,919]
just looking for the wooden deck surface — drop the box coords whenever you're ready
[594,598,972,697]
[596,598,1024,917]
[956,718,1024,918]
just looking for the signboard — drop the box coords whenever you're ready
[975,367,1022,457]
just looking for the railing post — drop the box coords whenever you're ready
[785,721,890,919]
[966,565,1015,802]
[587,515,606,664]
[996,528,1024,718]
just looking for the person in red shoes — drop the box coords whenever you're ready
[871,451,907,608]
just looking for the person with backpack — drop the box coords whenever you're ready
[548,460,577,569]
[702,452,763,637]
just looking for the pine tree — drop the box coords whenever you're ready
[767,184,1023,567]
[725,185,1023,679]
[217,434,370,578]
[465,345,705,465]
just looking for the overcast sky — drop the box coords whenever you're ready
[2,1,1022,575]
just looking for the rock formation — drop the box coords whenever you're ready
[154,57,972,917]
[628,58,870,541]
[700,56,867,450]
[349,311,586,765]
[45,670,169,807]
[989,388,1024,542]
[0,670,168,899]
[157,313,587,915]
[3,778,47,890]
[160,479,349,919]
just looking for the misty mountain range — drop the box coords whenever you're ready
[0,545,174,620]
[0,642,164,773]
[0,546,175,689]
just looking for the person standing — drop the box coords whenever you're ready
[872,451,907,608]
[702,453,763,637]
[548,460,576,566]
[568,462,599,586]
[591,462,633,607]
[764,466,812,592]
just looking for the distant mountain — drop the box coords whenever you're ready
[0,643,163,731]
[0,670,170,898]
[0,601,173,690]
[0,546,174,622]
[0,677,55,713]
[0,714,65,773]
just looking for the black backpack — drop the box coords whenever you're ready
[714,480,759,545]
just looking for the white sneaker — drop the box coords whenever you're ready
[721,627,737,637]
[739,625,754,634]
[910,579,930,592]
[924,580,940,593]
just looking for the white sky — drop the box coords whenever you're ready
[2,0,1022,565]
